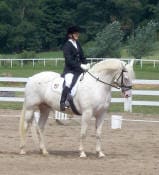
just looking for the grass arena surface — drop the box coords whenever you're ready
[0,109,159,175]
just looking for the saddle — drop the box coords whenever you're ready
[52,75,82,115]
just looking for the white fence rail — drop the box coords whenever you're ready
[0,58,159,69]
[0,77,159,115]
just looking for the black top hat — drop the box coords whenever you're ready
[67,26,80,35]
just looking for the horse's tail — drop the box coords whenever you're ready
[19,102,26,142]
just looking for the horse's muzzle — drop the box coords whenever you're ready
[121,86,132,98]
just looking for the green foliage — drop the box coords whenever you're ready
[39,0,76,50]
[88,21,123,57]
[0,1,12,24]
[0,0,159,54]
[0,0,42,53]
[128,21,158,59]
[9,21,42,52]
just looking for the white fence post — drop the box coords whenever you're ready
[21,60,23,68]
[43,59,46,67]
[140,59,143,69]
[124,97,132,112]
[33,59,35,67]
[55,58,58,67]
[11,59,13,68]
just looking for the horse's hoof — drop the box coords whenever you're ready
[20,150,26,155]
[80,151,87,158]
[41,150,49,156]
[43,152,49,156]
[98,152,105,158]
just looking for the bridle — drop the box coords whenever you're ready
[114,70,132,90]
[87,70,132,90]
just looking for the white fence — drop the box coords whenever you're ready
[0,58,159,69]
[0,77,159,118]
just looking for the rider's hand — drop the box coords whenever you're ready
[86,63,90,69]
[80,63,90,71]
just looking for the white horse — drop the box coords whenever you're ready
[19,59,134,158]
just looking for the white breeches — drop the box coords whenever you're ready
[64,73,74,88]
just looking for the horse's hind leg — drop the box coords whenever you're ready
[36,105,50,155]
[20,108,34,155]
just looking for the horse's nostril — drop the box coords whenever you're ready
[125,94,129,98]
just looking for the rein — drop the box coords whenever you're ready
[87,70,132,90]
[87,71,120,89]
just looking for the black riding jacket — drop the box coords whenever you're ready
[62,40,87,76]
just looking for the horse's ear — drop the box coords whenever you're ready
[129,59,135,67]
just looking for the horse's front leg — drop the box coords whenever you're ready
[95,112,106,158]
[79,110,92,158]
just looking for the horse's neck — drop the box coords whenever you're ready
[77,70,115,95]
[90,70,115,85]
[74,70,114,112]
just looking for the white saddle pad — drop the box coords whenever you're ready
[51,75,82,96]
[52,77,64,93]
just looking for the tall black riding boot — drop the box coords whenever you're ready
[60,86,70,111]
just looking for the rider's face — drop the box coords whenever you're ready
[72,32,79,41]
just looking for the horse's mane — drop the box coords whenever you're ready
[90,58,135,79]
[90,59,124,73]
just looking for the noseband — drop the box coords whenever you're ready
[115,70,132,90]
[87,70,132,90]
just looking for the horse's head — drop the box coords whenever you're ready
[113,59,135,98]
[89,59,135,97]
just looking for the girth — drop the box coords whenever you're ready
[66,95,81,115]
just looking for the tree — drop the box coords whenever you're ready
[0,0,43,53]
[128,20,158,59]
[0,1,12,52]
[39,0,75,50]
[88,21,123,58]
[0,0,159,54]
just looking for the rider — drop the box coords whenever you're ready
[60,26,90,111]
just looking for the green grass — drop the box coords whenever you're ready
[0,60,64,77]
[134,63,159,80]
[0,102,158,114]
[110,103,159,114]
[0,102,22,110]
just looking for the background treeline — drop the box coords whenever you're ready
[0,0,159,56]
